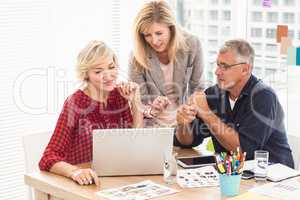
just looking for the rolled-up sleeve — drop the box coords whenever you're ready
[174,118,210,148]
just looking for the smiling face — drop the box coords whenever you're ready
[143,22,171,53]
[87,59,118,92]
[215,51,249,91]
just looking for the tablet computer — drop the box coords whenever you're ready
[177,155,216,168]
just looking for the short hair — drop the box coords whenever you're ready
[76,40,118,81]
[132,0,187,70]
[219,39,255,67]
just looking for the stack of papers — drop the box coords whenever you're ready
[249,179,300,200]
[96,180,178,200]
[176,166,219,188]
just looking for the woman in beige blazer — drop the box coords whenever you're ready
[129,0,205,127]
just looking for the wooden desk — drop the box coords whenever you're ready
[24,148,266,200]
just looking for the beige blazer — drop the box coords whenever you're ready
[129,32,205,105]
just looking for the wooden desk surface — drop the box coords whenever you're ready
[24,148,267,200]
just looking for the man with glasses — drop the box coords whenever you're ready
[174,39,294,168]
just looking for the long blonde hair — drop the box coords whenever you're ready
[76,40,118,82]
[132,0,187,71]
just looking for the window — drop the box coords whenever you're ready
[208,25,218,36]
[211,0,219,5]
[187,9,191,17]
[266,28,276,39]
[209,10,218,21]
[251,28,263,38]
[283,0,295,6]
[192,9,204,19]
[265,43,278,53]
[252,11,263,22]
[175,0,300,138]
[221,26,231,37]
[282,12,295,24]
[252,0,261,5]
[271,0,278,5]
[288,30,295,39]
[190,24,204,35]
[251,42,262,51]
[208,51,218,57]
[0,0,145,199]
[208,39,218,48]
[222,10,231,21]
[267,12,278,23]
[222,0,231,5]
[253,67,263,77]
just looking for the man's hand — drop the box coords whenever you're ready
[189,91,210,118]
[176,104,197,125]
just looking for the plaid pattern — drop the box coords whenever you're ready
[39,88,133,171]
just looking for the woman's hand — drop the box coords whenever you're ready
[149,96,170,117]
[70,168,100,186]
[117,82,140,101]
[117,81,141,104]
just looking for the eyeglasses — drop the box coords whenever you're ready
[216,61,247,70]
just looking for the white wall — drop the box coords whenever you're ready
[0,0,124,199]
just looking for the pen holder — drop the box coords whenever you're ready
[219,174,241,196]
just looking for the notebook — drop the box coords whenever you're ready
[244,161,300,182]
[267,163,300,182]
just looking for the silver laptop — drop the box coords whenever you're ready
[92,128,174,176]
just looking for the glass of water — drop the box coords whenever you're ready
[163,151,177,184]
[254,150,269,181]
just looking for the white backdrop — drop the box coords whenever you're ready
[0,0,145,199]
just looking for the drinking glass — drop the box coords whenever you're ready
[254,150,269,181]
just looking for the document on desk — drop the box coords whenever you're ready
[96,180,179,200]
[176,166,219,188]
[228,192,273,200]
[249,179,300,200]
[243,161,300,182]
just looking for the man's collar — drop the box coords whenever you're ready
[239,75,259,97]
[222,75,259,100]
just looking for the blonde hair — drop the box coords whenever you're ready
[76,40,118,81]
[132,0,187,70]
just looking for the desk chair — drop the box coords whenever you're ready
[22,131,52,200]
[287,134,300,169]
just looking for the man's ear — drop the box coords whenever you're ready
[241,63,251,75]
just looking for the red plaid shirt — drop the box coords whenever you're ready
[39,89,133,171]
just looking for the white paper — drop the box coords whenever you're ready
[243,161,300,182]
[267,163,300,182]
[249,179,300,200]
[96,180,179,200]
[176,166,219,188]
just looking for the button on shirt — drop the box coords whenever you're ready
[174,75,294,168]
